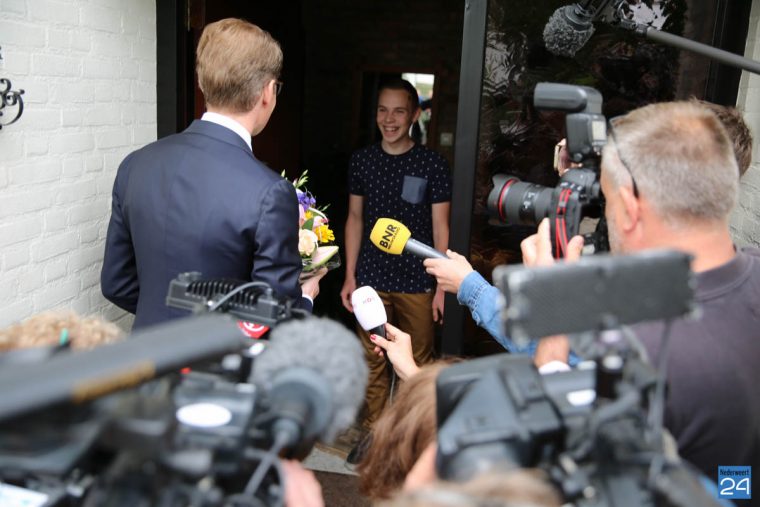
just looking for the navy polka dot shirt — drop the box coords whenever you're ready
[349,143,452,293]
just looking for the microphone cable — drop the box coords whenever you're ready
[243,430,289,499]
[207,281,272,312]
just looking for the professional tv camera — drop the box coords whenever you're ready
[0,275,367,507]
[433,251,723,507]
[487,82,608,257]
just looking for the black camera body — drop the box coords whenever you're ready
[487,83,608,257]
[433,248,719,507]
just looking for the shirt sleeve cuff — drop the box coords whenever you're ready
[457,271,488,306]
[301,294,314,305]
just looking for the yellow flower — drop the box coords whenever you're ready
[305,211,314,220]
[316,224,335,243]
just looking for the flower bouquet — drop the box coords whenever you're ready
[287,170,340,274]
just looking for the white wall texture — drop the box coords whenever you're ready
[0,0,156,328]
[732,0,760,247]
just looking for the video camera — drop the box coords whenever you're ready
[0,275,367,507]
[433,251,722,507]
[487,83,608,257]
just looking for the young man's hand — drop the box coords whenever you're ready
[340,277,357,312]
[432,287,445,324]
[369,323,420,381]
[424,250,474,294]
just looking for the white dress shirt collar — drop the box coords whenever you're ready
[201,112,252,151]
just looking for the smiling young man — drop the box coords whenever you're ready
[341,78,451,443]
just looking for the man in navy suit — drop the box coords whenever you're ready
[101,18,323,329]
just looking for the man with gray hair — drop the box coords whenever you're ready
[523,101,760,484]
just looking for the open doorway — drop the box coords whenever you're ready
[403,72,435,146]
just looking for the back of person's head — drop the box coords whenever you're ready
[0,311,122,352]
[358,361,453,500]
[379,78,420,112]
[690,98,753,177]
[378,469,562,507]
[603,101,739,227]
[196,18,283,113]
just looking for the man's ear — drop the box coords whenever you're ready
[618,185,640,232]
[411,106,422,123]
[259,80,275,108]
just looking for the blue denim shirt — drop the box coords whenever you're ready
[457,271,580,366]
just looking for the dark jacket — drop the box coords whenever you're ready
[101,120,310,329]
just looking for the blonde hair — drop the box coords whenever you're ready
[379,470,562,507]
[196,18,283,113]
[603,101,738,225]
[0,311,123,352]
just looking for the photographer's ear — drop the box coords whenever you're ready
[618,185,640,232]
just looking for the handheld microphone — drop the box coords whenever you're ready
[543,1,605,57]
[370,218,446,260]
[250,317,367,449]
[351,286,387,338]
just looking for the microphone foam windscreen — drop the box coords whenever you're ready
[352,286,387,331]
[370,218,411,255]
[251,317,368,442]
[543,6,595,57]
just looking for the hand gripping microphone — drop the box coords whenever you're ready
[351,286,387,338]
[370,218,446,259]
[350,285,398,400]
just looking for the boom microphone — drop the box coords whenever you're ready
[0,314,247,423]
[351,286,387,338]
[543,2,598,57]
[370,218,446,259]
[250,317,367,447]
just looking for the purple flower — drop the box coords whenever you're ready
[297,190,316,213]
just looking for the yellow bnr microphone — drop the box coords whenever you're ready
[370,218,446,259]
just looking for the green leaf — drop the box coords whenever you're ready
[302,218,314,231]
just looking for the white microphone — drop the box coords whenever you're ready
[351,286,387,338]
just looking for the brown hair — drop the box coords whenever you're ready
[358,361,452,500]
[691,99,753,177]
[380,78,420,111]
[196,18,283,113]
[0,311,123,352]
[378,470,562,507]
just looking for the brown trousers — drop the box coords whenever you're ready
[357,291,435,427]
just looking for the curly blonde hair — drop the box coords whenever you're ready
[0,311,123,352]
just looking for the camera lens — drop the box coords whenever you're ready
[487,174,554,226]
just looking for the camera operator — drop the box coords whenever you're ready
[523,101,760,484]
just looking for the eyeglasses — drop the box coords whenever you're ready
[607,118,639,198]
[274,80,284,97]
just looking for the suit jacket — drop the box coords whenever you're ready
[101,120,311,329]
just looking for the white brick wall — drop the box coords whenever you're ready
[732,0,760,247]
[0,0,156,330]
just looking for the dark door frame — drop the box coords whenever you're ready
[442,0,488,355]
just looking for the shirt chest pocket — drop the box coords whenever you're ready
[401,175,428,205]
